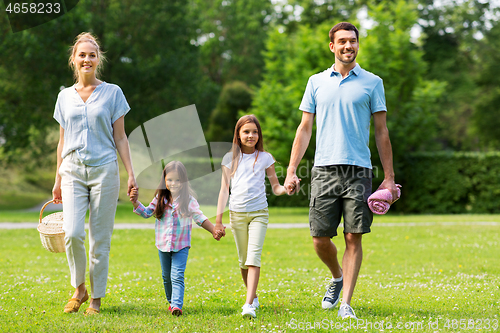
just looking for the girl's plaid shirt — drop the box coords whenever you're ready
[133,196,208,252]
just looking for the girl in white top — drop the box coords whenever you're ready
[215,115,287,318]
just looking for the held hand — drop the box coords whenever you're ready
[377,179,399,203]
[212,229,221,241]
[52,182,62,204]
[127,176,138,200]
[284,173,301,195]
[214,223,226,239]
[218,226,226,240]
[129,187,139,203]
[212,226,226,241]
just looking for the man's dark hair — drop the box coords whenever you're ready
[329,22,359,43]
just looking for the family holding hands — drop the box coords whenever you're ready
[53,22,399,320]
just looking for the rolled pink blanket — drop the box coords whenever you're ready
[368,185,402,215]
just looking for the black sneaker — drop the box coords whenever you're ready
[321,277,343,309]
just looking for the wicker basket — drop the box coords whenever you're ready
[37,200,65,253]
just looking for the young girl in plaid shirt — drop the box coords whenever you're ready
[130,161,222,316]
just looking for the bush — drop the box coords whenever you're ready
[399,152,500,213]
[206,81,253,143]
[266,152,500,214]
[183,151,500,214]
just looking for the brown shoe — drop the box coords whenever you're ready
[84,307,100,316]
[63,290,89,313]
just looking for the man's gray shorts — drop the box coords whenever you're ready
[309,165,373,238]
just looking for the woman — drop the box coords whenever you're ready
[52,32,137,315]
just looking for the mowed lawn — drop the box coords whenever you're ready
[0,209,499,332]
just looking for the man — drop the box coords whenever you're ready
[284,22,398,320]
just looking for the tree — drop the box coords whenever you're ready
[94,0,218,134]
[251,23,334,165]
[0,4,87,164]
[251,0,446,172]
[472,16,500,148]
[206,81,253,143]
[275,0,364,33]
[417,0,493,150]
[359,0,446,163]
[191,0,272,87]
[0,0,217,163]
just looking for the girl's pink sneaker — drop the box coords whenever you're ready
[171,307,182,316]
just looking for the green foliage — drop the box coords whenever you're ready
[0,12,84,163]
[0,0,219,163]
[275,0,361,33]
[4,0,500,212]
[81,0,218,135]
[193,0,272,86]
[359,0,446,169]
[252,23,337,165]
[472,20,500,148]
[1,0,292,165]
[400,152,500,213]
[417,0,493,150]
[0,154,147,211]
[0,161,55,210]
[206,81,253,142]
[253,0,446,175]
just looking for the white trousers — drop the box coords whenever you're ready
[60,152,119,298]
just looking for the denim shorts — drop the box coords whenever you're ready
[309,165,373,237]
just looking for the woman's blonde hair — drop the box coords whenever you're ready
[68,32,106,82]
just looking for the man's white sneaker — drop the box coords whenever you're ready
[241,303,256,318]
[338,303,357,320]
[252,297,259,309]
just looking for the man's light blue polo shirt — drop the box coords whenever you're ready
[299,63,386,169]
[54,82,130,166]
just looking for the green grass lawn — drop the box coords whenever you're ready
[1,218,499,332]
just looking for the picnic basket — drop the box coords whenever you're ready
[37,200,65,253]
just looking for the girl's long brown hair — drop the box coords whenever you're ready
[154,161,195,219]
[230,115,265,177]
